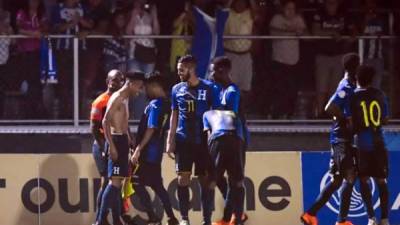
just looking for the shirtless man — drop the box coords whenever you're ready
[96,72,145,225]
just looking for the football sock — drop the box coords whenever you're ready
[177,185,190,220]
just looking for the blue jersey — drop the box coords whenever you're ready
[221,83,240,113]
[349,87,389,151]
[136,98,170,164]
[221,83,249,145]
[191,6,229,79]
[171,79,221,144]
[327,77,356,144]
[203,110,242,143]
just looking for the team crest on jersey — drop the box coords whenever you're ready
[198,89,207,101]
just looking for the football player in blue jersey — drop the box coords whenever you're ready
[301,53,360,225]
[209,56,249,225]
[166,55,221,225]
[203,109,245,225]
[349,65,390,225]
[130,75,179,225]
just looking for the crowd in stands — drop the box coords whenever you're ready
[0,0,399,120]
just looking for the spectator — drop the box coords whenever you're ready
[224,0,258,110]
[103,9,128,73]
[312,0,356,117]
[170,1,192,73]
[126,0,159,74]
[80,0,111,116]
[17,0,48,118]
[51,0,93,117]
[361,0,387,88]
[0,1,11,67]
[269,0,306,118]
[126,0,160,119]
[190,0,231,79]
[0,1,12,115]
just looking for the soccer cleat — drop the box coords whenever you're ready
[300,213,318,225]
[335,221,354,225]
[380,219,390,225]
[166,217,180,225]
[179,220,190,225]
[212,220,230,225]
[229,213,248,224]
[367,217,378,225]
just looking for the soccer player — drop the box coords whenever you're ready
[301,53,360,225]
[203,109,245,225]
[130,75,179,225]
[209,56,249,225]
[349,65,390,225]
[91,69,125,225]
[96,72,145,225]
[166,55,221,225]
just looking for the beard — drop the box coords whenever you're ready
[179,72,190,82]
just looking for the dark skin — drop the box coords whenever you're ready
[209,62,232,88]
[90,70,125,154]
[325,60,359,121]
[130,82,167,165]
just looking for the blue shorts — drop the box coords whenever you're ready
[107,134,129,178]
[92,141,108,177]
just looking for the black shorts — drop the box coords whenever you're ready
[132,162,163,186]
[175,140,213,177]
[357,148,389,179]
[107,134,129,178]
[329,142,357,177]
[209,134,244,182]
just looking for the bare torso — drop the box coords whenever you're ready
[107,92,129,134]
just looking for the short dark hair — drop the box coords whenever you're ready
[342,53,360,71]
[178,54,197,65]
[145,74,168,92]
[212,56,231,70]
[125,72,145,82]
[357,65,375,87]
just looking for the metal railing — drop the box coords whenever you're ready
[0,34,398,126]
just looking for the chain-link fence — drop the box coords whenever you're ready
[0,35,398,124]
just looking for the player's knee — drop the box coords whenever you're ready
[229,178,244,189]
[177,174,190,186]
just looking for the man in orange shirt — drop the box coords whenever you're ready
[90,69,125,225]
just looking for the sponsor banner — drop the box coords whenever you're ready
[0,152,302,225]
[302,151,400,225]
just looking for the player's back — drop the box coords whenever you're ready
[203,110,243,143]
[350,87,388,150]
[91,92,111,122]
[137,98,170,164]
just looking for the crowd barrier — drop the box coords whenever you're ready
[0,152,398,225]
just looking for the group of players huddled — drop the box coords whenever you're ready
[90,55,248,225]
[89,52,391,225]
[301,53,391,225]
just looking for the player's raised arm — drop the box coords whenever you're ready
[102,96,121,162]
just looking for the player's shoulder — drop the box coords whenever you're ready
[149,98,162,108]
[226,83,240,93]
[172,82,186,92]
[92,92,110,106]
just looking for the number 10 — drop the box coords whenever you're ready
[360,100,381,127]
